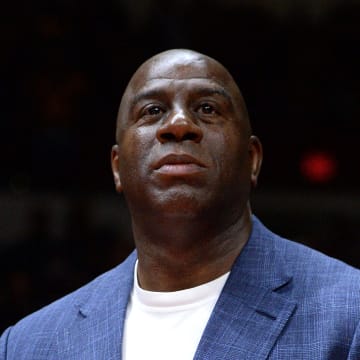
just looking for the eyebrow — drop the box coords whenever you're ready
[193,87,232,103]
[130,86,233,107]
[131,89,166,107]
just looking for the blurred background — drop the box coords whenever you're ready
[1,0,359,332]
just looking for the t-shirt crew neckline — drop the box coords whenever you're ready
[133,261,230,311]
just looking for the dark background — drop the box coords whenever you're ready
[1,0,359,332]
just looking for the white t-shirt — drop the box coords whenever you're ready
[122,262,230,360]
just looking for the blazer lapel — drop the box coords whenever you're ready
[56,252,137,360]
[194,217,297,360]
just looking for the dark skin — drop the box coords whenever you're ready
[111,49,263,291]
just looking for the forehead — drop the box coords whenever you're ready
[125,51,238,100]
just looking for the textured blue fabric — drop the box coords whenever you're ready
[1,216,360,359]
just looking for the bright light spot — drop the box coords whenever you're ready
[300,151,337,183]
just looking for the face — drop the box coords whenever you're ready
[112,50,262,222]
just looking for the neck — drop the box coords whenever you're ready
[132,205,253,292]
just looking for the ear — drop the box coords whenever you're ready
[248,135,263,188]
[111,144,123,193]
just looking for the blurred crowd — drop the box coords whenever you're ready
[0,195,134,332]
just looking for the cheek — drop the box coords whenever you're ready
[208,129,247,173]
[118,127,155,182]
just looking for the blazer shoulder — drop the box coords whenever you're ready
[281,234,360,285]
[253,216,360,282]
[269,225,360,313]
[250,216,360,296]
[0,251,136,358]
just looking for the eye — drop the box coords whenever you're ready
[146,105,163,116]
[138,105,165,123]
[198,103,217,115]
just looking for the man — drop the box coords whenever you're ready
[1,49,360,359]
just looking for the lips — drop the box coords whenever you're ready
[153,154,207,175]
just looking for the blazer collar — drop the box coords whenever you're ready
[194,216,297,359]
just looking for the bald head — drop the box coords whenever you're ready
[116,49,251,141]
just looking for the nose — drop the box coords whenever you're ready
[156,109,203,143]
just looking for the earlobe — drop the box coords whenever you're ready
[249,135,263,188]
[111,145,123,193]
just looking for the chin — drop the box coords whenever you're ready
[153,191,207,218]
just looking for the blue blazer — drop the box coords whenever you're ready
[1,216,360,359]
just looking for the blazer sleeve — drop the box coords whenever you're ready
[348,319,360,359]
[0,327,12,360]
[348,321,360,360]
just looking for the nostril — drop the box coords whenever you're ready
[160,133,177,142]
[183,133,200,141]
[160,132,200,143]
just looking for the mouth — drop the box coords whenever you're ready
[153,154,207,175]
